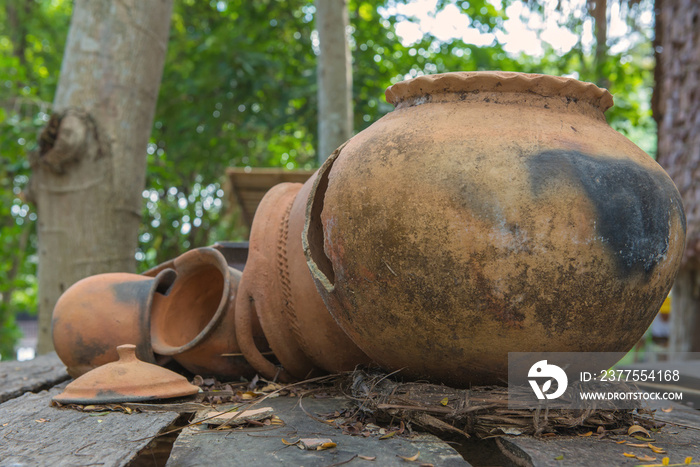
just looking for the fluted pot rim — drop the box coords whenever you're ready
[385,71,614,112]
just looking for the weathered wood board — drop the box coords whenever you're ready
[0,386,181,467]
[0,353,69,403]
[498,403,700,466]
[226,168,314,229]
[167,395,470,467]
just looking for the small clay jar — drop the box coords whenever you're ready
[52,269,176,378]
[303,71,686,386]
[148,247,256,379]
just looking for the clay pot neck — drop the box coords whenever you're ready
[385,72,613,120]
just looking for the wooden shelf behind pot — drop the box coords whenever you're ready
[226,168,315,233]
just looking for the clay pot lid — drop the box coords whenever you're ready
[53,344,200,404]
[385,71,614,112]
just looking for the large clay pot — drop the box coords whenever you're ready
[148,247,255,378]
[52,269,176,378]
[303,71,686,386]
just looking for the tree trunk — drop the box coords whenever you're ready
[315,0,353,163]
[590,0,610,89]
[655,0,700,352]
[30,0,173,354]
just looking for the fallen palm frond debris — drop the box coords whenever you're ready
[336,369,659,439]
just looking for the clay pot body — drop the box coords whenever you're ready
[52,269,176,378]
[303,72,686,386]
[235,183,316,381]
[285,174,370,372]
[149,247,255,378]
[235,179,369,381]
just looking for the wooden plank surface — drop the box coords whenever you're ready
[167,395,470,467]
[0,353,69,403]
[0,386,181,467]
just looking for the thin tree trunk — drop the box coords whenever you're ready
[589,0,609,89]
[315,0,353,163]
[655,0,700,352]
[30,0,173,354]
[668,269,700,353]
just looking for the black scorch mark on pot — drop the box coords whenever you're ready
[527,150,685,278]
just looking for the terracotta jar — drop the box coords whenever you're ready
[235,179,369,381]
[148,247,255,379]
[285,174,370,371]
[235,183,316,382]
[303,72,686,387]
[52,269,176,378]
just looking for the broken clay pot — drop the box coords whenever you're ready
[52,269,177,378]
[53,344,200,404]
[148,247,256,379]
[284,173,370,371]
[235,179,370,381]
[303,71,686,386]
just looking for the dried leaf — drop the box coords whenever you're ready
[628,425,651,437]
[204,407,273,426]
[261,383,282,392]
[296,438,335,450]
[281,438,298,446]
[34,419,49,423]
[578,431,593,437]
[686,457,694,464]
[397,451,420,462]
[662,457,670,466]
[636,455,657,461]
[661,407,673,413]
[440,397,448,406]
[634,435,656,442]
[616,440,628,444]
[648,444,667,454]
[627,443,651,448]
[623,453,637,458]
[554,455,564,460]
[379,431,397,440]
[358,455,376,461]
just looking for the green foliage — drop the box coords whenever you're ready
[0,0,71,359]
[138,0,319,269]
[0,0,658,357]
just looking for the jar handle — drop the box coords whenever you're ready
[234,263,294,383]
